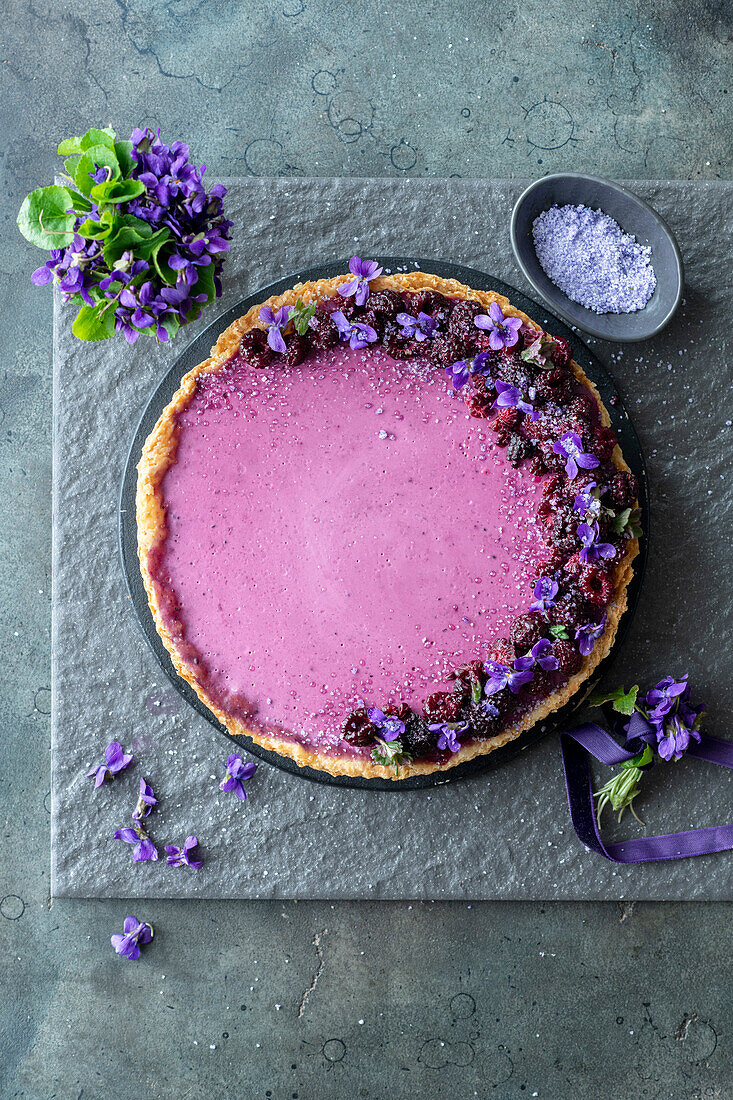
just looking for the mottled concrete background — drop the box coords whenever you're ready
[2,1,732,1097]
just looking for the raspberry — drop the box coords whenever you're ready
[563,552,583,578]
[566,395,594,424]
[449,660,486,705]
[401,713,439,758]
[281,333,307,368]
[528,455,547,476]
[465,392,494,419]
[579,567,614,606]
[360,309,385,340]
[542,475,563,499]
[506,434,533,467]
[448,298,483,347]
[319,295,354,317]
[423,691,463,722]
[239,329,273,369]
[429,333,465,370]
[551,506,579,553]
[492,408,519,434]
[487,638,516,665]
[606,470,639,509]
[550,334,572,367]
[510,613,546,650]
[535,547,566,575]
[367,289,403,320]
[550,590,591,628]
[308,312,339,350]
[472,331,496,353]
[552,639,583,675]
[342,707,376,746]
[587,425,617,461]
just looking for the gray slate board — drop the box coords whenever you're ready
[51,177,733,899]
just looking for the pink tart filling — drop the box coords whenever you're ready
[153,344,548,756]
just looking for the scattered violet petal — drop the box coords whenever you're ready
[575,616,607,657]
[164,835,203,870]
[132,777,158,821]
[220,753,258,800]
[111,916,154,961]
[86,741,133,787]
[114,821,159,862]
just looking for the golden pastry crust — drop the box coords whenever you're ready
[137,271,639,780]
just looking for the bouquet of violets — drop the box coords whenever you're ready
[17,125,231,343]
[588,675,705,826]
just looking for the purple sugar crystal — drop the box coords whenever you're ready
[532,204,657,315]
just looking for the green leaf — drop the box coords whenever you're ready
[71,302,117,342]
[114,140,135,177]
[157,313,180,342]
[588,684,639,716]
[74,145,120,197]
[612,506,643,539]
[370,737,413,775]
[190,262,216,302]
[291,297,316,336]
[625,744,654,769]
[102,225,169,268]
[549,623,569,640]
[115,213,154,237]
[76,217,113,241]
[57,136,85,156]
[471,679,483,705]
[90,177,145,205]
[17,185,77,249]
[80,127,116,151]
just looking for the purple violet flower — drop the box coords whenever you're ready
[259,304,293,354]
[474,302,523,350]
[446,359,471,389]
[643,674,705,762]
[111,916,154,961]
[552,432,600,480]
[220,754,258,801]
[396,311,439,341]
[164,835,203,870]
[86,741,133,788]
[573,482,602,520]
[577,521,617,564]
[645,675,690,718]
[366,707,405,742]
[428,720,469,754]
[493,378,539,420]
[483,660,535,696]
[514,638,559,672]
[132,777,158,821]
[331,310,378,350]
[656,713,701,762]
[337,256,383,306]
[529,576,559,614]
[114,822,159,862]
[575,616,607,658]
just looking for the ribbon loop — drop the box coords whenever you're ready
[560,723,733,864]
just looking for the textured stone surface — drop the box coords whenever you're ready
[2,1,733,1095]
[51,177,732,901]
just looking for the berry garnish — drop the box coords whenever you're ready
[552,639,583,675]
[606,470,639,509]
[423,691,463,723]
[587,425,618,461]
[550,334,572,367]
[579,567,614,606]
[486,638,516,665]
[367,289,403,319]
[428,333,465,370]
[281,333,307,368]
[342,708,376,747]
[239,328,273,369]
[308,311,339,349]
[447,298,483,347]
[506,435,533,467]
[550,590,591,628]
[510,613,546,650]
[465,392,494,419]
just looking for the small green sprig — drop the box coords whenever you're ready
[371,737,413,775]
[612,507,643,539]
[593,744,653,826]
[291,298,316,335]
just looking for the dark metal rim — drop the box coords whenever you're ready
[118,256,649,791]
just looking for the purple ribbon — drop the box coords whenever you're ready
[560,723,733,863]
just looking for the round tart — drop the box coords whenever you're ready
[137,264,639,779]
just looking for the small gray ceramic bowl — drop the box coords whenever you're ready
[510,173,683,342]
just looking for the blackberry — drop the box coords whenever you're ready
[528,668,553,697]
[552,639,583,675]
[281,333,307,368]
[383,321,422,359]
[239,329,272,369]
[542,475,563,499]
[308,312,339,350]
[579,567,614,606]
[606,470,639,509]
[401,713,439,758]
[506,434,533,467]
[342,707,376,747]
[320,295,354,318]
[367,289,403,320]
[528,455,547,477]
[587,425,617,461]
[497,357,533,394]
[535,547,566,576]
[423,691,462,722]
[566,395,593,424]
[467,701,501,738]
[429,333,465,370]
[550,590,591,628]
[361,309,385,340]
[551,507,579,553]
[447,298,483,346]
[510,613,546,650]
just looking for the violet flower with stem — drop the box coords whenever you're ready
[259,304,293,354]
[132,777,157,821]
[366,707,405,742]
[86,741,133,788]
[529,576,558,615]
[396,311,439,341]
[114,821,159,862]
[337,256,383,306]
[573,482,602,521]
[428,720,469,754]
[483,660,535,696]
[111,916,154,961]
[552,431,600,480]
[474,302,522,350]
[644,675,705,762]
[220,753,258,800]
[164,836,203,870]
[493,378,539,421]
[575,616,607,657]
[577,521,617,565]
[514,638,559,673]
[331,310,378,350]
